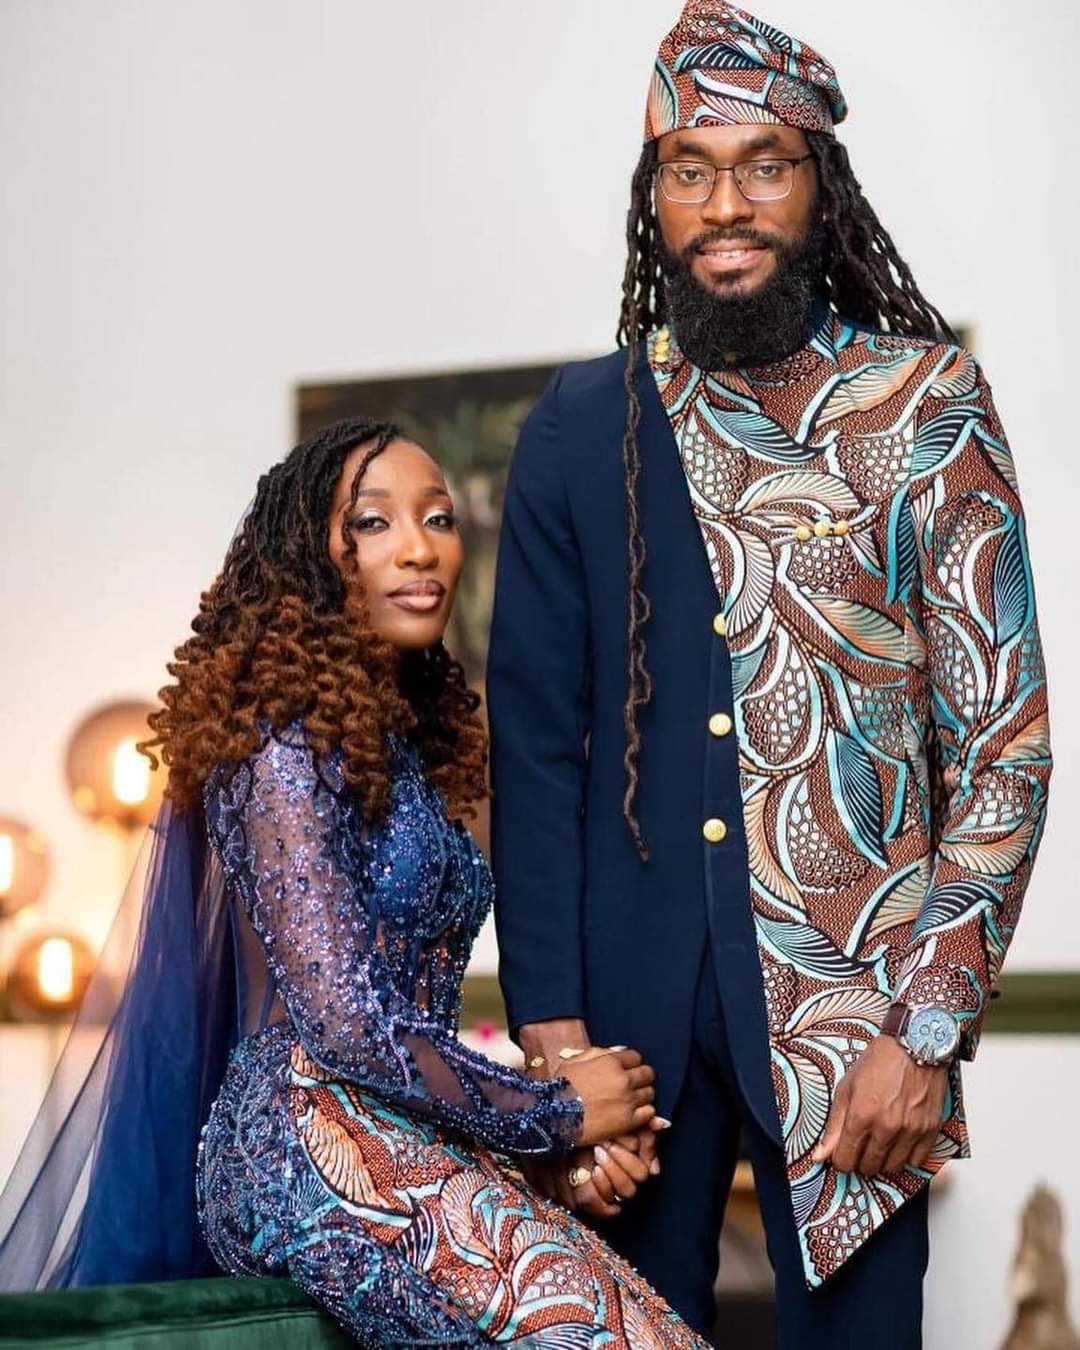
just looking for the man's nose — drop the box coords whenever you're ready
[699,170,754,230]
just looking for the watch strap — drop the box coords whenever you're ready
[881,1003,910,1039]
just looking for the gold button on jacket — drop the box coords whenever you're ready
[712,613,728,637]
[709,713,733,737]
[703,818,728,844]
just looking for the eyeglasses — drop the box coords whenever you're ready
[657,155,812,205]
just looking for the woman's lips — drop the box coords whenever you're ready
[387,582,446,613]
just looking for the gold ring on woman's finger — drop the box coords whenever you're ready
[568,1167,592,1189]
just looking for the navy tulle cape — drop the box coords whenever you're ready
[0,803,240,1289]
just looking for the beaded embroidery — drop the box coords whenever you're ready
[197,728,703,1345]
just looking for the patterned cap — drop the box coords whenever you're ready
[645,1,848,142]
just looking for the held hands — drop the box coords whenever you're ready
[518,1020,667,1219]
[562,1047,670,1220]
[813,1033,948,1176]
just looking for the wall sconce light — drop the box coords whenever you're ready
[0,817,51,922]
[65,700,164,830]
[8,930,95,1019]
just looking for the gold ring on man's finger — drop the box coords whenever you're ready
[568,1167,592,1189]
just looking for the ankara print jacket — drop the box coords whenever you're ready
[649,309,1051,1282]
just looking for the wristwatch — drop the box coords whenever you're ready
[881,1002,960,1067]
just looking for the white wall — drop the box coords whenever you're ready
[929,1038,1080,1350]
[1,2,1077,1343]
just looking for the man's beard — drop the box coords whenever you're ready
[659,222,827,370]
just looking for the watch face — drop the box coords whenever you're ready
[905,1006,960,1064]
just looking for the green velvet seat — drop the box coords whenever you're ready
[0,1277,352,1349]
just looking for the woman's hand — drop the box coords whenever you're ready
[561,1046,656,1146]
[589,1139,652,1206]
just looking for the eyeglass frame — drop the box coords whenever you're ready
[655,154,814,205]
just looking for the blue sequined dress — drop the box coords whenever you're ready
[196,725,704,1348]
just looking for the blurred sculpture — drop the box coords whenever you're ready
[1002,1187,1080,1350]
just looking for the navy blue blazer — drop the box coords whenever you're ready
[488,347,780,1142]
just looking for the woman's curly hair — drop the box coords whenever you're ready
[142,417,487,824]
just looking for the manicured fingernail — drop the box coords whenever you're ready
[610,1045,629,1052]
[655,1117,673,1130]
[595,1146,612,1165]
[650,1159,661,1176]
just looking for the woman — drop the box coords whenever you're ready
[29,417,706,1347]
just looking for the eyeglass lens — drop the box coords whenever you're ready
[659,160,795,203]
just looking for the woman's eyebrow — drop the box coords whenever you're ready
[353,484,451,501]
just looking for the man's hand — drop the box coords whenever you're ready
[813,1034,948,1176]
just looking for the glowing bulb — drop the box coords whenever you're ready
[37,937,75,1004]
[0,835,13,896]
[112,738,150,807]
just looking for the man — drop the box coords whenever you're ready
[487,3,1052,1346]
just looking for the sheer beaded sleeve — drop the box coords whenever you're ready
[205,729,583,1156]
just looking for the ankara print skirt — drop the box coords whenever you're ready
[197,1024,707,1348]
